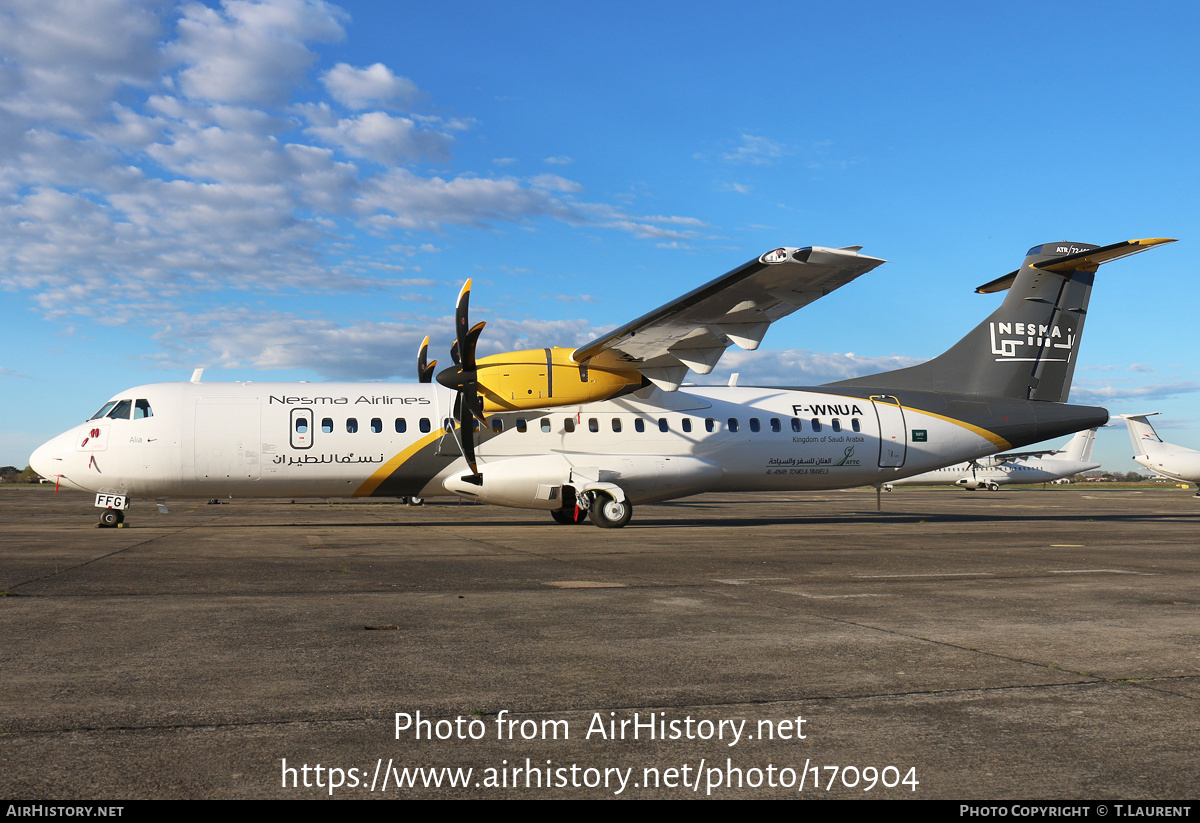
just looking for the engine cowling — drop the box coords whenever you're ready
[474,346,643,412]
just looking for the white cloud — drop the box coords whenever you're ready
[0,0,708,373]
[170,0,347,106]
[321,62,420,109]
[1068,381,1200,405]
[721,134,786,166]
[358,170,582,231]
[528,174,584,193]
[0,0,166,126]
[306,110,454,164]
[705,348,923,387]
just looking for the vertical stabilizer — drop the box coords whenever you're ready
[1057,427,1097,461]
[1120,413,1169,457]
[831,239,1174,401]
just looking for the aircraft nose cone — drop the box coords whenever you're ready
[29,440,55,481]
[30,431,73,485]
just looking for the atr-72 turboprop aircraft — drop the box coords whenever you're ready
[31,238,1173,528]
[882,427,1100,491]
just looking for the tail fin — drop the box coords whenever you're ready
[1057,427,1097,461]
[1120,413,1170,457]
[831,239,1174,401]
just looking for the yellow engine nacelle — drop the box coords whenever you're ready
[475,347,643,412]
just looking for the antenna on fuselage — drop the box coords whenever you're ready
[190,368,204,383]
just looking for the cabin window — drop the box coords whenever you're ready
[134,399,153,419]
[420,418,431,433]
[371,418,382,433]
[682,418,692,433]
[294,418,308,434]
[516,418,527,433]
[541,418,552,433]
[322,418,334,433]
[612,418,622,432]
[658,418,669,433]
[705,418,716,432]
[728,418,739,433]
[492,419,504,433]
[831,419,841,432]
[791,418,801,432]
[395,418,407,434]
[770,418,781,433]
[852,418,861,432]
[749,418,761,432]
[635,419,645,433]
[346,418,358,433]
[588,418,599,433]
[564,417,575,433]
[811,419,822,432]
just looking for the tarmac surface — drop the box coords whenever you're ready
[2,485,1198,799]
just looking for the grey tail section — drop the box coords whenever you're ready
[830,239,1173,402]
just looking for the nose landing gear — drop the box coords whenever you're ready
[98,508,125,528]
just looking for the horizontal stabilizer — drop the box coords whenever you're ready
[975,238,1175,294]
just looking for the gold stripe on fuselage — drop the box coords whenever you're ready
[353,430,446,497]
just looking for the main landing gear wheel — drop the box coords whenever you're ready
[98,509,124,528]
[551,506,588,525]
[588,495,632,529]
[988,483,1000,492]
[408,496,424,506]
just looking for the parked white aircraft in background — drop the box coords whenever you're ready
[1119,413,1200,492]
[30,238,1172,528]
[883,428,1100,491]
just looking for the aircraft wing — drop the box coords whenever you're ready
[991,449,1061,463]
[571,246,886,390]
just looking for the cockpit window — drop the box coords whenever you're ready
[134,399,153,419]
[107,399,133,419]
[89,401,119,421]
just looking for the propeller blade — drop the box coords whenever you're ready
[463,321,485,371]
[453,279,472,365]
[438,280,484,484]
[417,335,437,383]
[451,393,481,481]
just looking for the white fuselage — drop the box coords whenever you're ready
[1120,414,1200,484]
[1131,448,1200,483]
[31,380,1009,507]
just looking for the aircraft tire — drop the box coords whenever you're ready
[408,497,424,506]
[589,495,632,529]
[988,483,999,492]
[551,506,588,525]
[98,509,123,528]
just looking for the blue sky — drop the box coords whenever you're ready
[2,0,1198,472]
